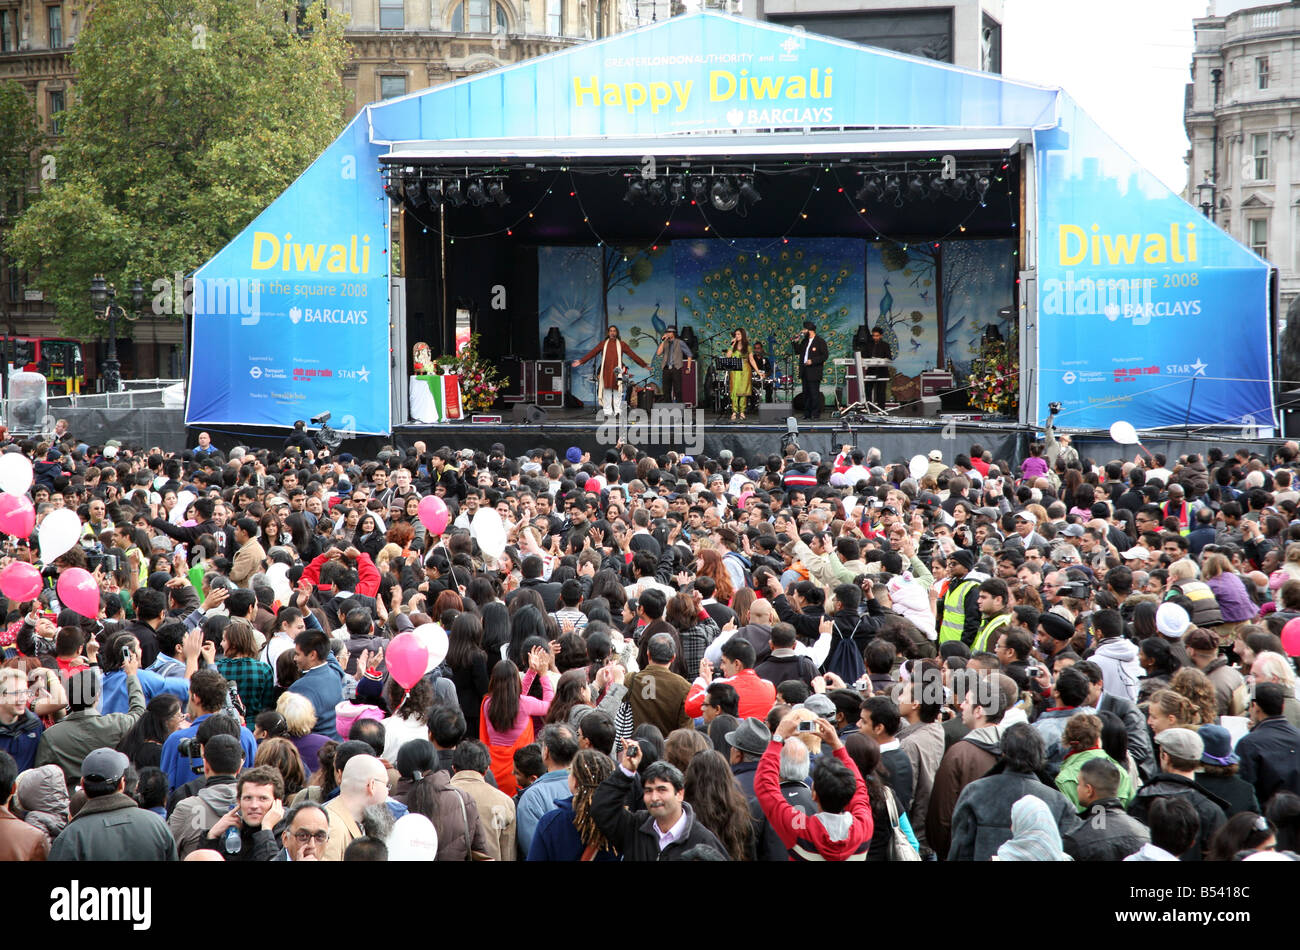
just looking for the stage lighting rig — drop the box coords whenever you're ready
[689,176,709,202]
[487,180,510,207]
[467,181,488,207]
[647,178,668,204]
[907,174,925,200]
[669,175,687,203]
[883,175,901,204]
[443,180,466,207]
[974,175,991,202]
[854,176,882,204]
[738,177,762,204]
[406,179,428,209]
[624,179,647,203]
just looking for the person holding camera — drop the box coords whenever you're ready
[589,739,729,860]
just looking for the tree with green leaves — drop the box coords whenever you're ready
[6,0,350,338]
[0,81,44,335]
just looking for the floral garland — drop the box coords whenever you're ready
[434,333,503,414]
[967,330,1019,415]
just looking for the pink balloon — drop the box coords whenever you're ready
[0,493,35,539]
[1283,618,1300,658]
[386,632,430,690]
[417,495,449,536]
[0,561,41,602]
[56,567,100,620]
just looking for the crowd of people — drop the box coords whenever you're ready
[1,422,1299,862]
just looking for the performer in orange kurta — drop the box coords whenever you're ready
[572,325,650,418]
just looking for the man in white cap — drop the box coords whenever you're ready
[1154,602,1193,667]
[925,449,946,481]
[1010,511,1048,552]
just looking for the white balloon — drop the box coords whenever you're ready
[169,490,196,526]
[411,622,450,674]
[909,454,929,480]
[1109,421,1139,445]
[0,452,33,496]
[472,509,508,559]
[38,508,81,563]
[388,814,438,861]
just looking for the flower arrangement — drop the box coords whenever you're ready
[433,333,503,414]
[967,329,1019,415]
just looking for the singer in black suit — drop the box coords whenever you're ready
[795,320,829,420]
[865,326,894,406]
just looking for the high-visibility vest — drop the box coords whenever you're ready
[938,578,979,645]
[1161,500,1190,536]
[972,612,1012,653]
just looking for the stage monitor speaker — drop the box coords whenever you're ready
[681,363,698,408]
[757,401,793,420]
[791,392,825,413]
[511,404,549,424]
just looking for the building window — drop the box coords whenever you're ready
[1252,132,1270,181]
[0,10,13,52]
[379,0,404,30]
[47,5,62,48]
[547,0,562,35]
[48,89,65,135]
[379,75,406,99]
[1257,56,1269,90]
[1249,217,1268,259]
[451,1,506,33]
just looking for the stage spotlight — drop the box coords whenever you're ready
[406,180,427,209]
[710,177,739,211]
[948,173,969,199]
[426,180,444,206]
[928,174,946,199]
[383,181,404,203]
[974,175,991,201]
[624,179,646,203]
[488,180,509,207]
[907,174,925,200]
[647,178,668,204]
[669,175,687,203]
[882,176,901,203]
[467,181,488,207]
[854,176,882,204]
[443,180,465,207]
[738,177,762,204]
[689,176,709,201]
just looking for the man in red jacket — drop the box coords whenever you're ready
[685,637,776,720]
[755,713,872,860]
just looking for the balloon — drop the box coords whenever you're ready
[56,567,100,620]
[388,814,437,861]
[1283,618,1300,658]
[412,622,449,674]
[0,493,35,538]
[37,508,81,563]
[385,632,429,690]
[472,509,507,559]
[417,495,449,535]
[0,561,41,602]
[1109,420,1139,445]
[0,452,33,495]
[170,490,196,526]
[909,454,929,480]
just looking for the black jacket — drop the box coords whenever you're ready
[1236,716,1300,806]
[506,577,563,613]
[1063,798,1150,861]
[1097,692,1154,781]
[1127,773,1229,860]
[1195,773,1260,817]
[797,334,829,381]
[591,767,730,860]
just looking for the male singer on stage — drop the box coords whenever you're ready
[655,326,694,403]
[796,320,829,420]
[865,325,894,406]
[573,325,650,418]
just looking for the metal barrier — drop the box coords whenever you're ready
[46,387,177,410]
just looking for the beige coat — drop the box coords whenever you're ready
[449,770,517,861]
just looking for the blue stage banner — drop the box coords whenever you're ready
[1035,95,1273,432]
[366,11,1059,142]
[185,115,391,435]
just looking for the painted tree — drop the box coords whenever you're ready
[6,0,350,337]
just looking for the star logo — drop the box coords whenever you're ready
[289,307,302,324]
[357,365,370,384]
[1189,357,1207,377]
[249,366,262,379]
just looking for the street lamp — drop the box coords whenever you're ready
[89,274,143,393]
[1196,173,1216,221]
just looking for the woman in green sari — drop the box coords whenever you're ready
[725,328,763,421]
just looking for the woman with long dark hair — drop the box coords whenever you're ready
[116,694,184,769]
[525,748,618,861]
[355,512,386,561]
[480,601,512,661]
[260,512,284,550]
[480,649,554,796]
[447,612,490,735]
[545,669,592,726]
[725,328,762,421]
[844,731,917,861]
[1138,636,1181,702]
[685,750,754,861]
[285,512,322,561]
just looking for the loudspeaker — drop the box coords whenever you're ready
[757,402,793,420]
[511,404,549,423]
[791,391,825,412]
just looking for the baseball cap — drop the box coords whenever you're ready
[1120,545,1150,561]
[81,748,129,785]
[1061,524,1085,538]
[1014,511,1037,524]
[1154,727,1204,761]
[928,450,943,461]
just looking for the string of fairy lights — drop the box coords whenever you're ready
[383,155,1018,252]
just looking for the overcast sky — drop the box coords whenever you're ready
[1002,0,1208,196]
